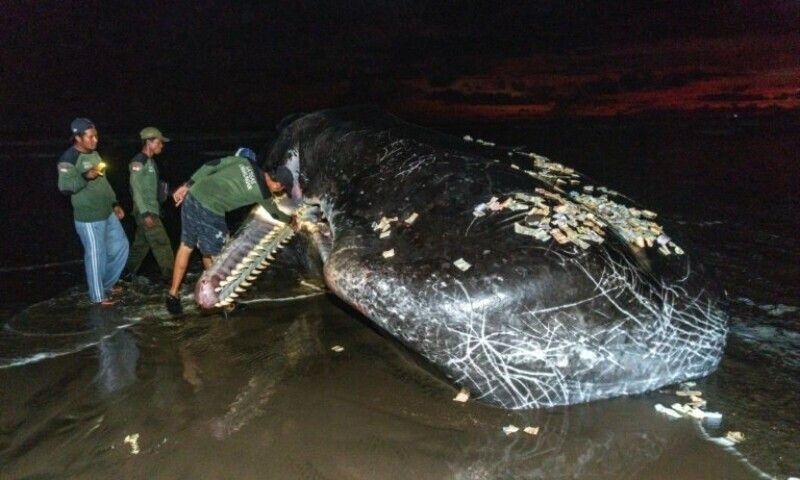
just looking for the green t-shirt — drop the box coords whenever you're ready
[129,152,161,217]
[57,148,118,222]
[187,156,290,222]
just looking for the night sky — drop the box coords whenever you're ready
[2,0,798,134]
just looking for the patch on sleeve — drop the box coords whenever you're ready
[131,162,143,171]
[58,163,70,173]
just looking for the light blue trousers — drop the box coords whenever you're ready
[74,213,129,303]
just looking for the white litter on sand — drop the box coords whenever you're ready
[502,425,519,435]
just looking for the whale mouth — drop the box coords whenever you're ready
[195,205,295,309]
[194,204,326,310]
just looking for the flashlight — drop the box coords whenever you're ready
[97,162,107,176]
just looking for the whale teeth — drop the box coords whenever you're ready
[214,286,222,293]
[229,293,239,298]
[214,302,222,308]
[218,299,232,307]
[225,275,235,283]
[247,250,261,258]
[240,280,252,287]
[266,254,275,260]
[235,287,246,293]
[246,275,257,282]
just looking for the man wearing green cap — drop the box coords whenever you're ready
[123,127,175,281]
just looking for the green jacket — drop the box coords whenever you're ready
[187,155,290,222]
[57,148,118,222]
[129,152,161,217]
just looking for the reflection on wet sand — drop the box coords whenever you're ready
[88,306,140,396]
[0,282,765,479]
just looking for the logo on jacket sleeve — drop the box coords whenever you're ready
[58,163,70,173]
[131,162,143,171]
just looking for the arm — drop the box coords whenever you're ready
[109,181,123,220]
[57,161,89,195]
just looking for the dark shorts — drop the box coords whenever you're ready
[181,194,227,255]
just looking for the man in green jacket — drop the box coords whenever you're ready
[166,148,294,314]
[57,118,129,305]
[123,127,175,281]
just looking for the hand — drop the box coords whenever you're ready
[84,168,101,180]
[113,205,125,220]
[173,184,190,206]
[143,215,156,228]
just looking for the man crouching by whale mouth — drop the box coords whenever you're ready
[166,147,295,315]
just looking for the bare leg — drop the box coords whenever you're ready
[169,243,194,297]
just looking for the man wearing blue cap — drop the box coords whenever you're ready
[57,118,129,305]
[166,147,294,314]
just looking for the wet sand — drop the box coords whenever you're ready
[0,278,768,479]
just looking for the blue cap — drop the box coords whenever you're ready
[70,117,95,137]
[234,147,257,163]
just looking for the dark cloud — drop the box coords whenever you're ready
[698,93,769,102]
[425,89,550,106]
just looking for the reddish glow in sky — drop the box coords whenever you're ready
[393,34,800,120]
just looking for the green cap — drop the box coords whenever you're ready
[139,127,170,142]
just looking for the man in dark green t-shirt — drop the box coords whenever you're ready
[123,126,175,281]
[57,118,129,305]
[166,148,295,314]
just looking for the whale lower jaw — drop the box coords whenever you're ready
[195,205,293,310]
[194,204,329,310]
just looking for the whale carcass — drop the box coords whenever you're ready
[194,106,728,409]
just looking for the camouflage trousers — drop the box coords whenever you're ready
[125,214,174,279]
